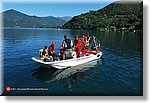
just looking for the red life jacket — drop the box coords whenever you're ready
[49,45,54,53]
[74,39,80,48]
[60,45,64,54]
[82,49,88,55]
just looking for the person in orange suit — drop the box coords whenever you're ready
[59,44,64,60]
[73,35,81,58]
[81,38,88,56]
[48,42,55,60]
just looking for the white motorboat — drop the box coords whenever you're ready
[32,36,102,69]
[31,51,102,69]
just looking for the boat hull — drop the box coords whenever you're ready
[31,52,102,69]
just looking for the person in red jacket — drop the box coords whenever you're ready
[48,42,55,60]
[81,38,87,56]
[73,35,81,58]
[81,38,86,48]
[59,44,64,60]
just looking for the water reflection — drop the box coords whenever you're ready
[32,59,102,83]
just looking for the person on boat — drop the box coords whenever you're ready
[42,46,48,56]
[48,42,56,60]
[62,35,73,60]
[39,49,44,58]
[84,36,87,42]
[40,46,53,62]
[81,38,88,56]
[73,35,81,58]
[81,38,86,48]
[86,35,91,47]
[59,44,64,60]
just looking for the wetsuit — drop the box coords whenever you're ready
[74,39,81,58]
[62,39,73,60]
[81,38,87,55]
[49,44,55,59]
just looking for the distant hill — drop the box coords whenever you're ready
[63,1,143,31]
[57,16,72,22]
[2,9,67,28]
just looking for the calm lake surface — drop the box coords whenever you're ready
[3,28,143,96]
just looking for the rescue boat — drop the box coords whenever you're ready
[31,51,102,69]
[31,36,102,69]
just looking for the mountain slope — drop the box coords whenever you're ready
[3,9,67,28]
[57,16,72,22]
[62,1,143,31]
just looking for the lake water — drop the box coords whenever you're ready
[2,28,143,96]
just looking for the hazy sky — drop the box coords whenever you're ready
[3,1,114,17]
